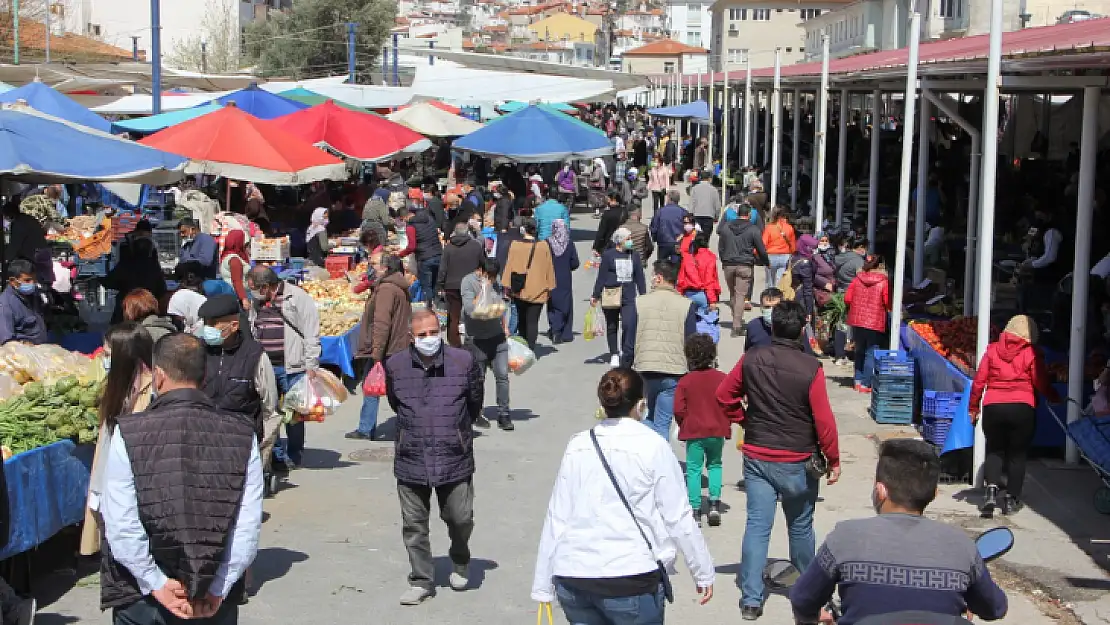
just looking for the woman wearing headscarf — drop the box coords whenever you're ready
[969,315,1060,517]
[790,234,819,320]
[103,237,166,325]
[546,219,580,345]
[361,192,392,247]
[306,206,332,267]
[591,227,646,368]
[220,229,251,308]
[589,158,609,218]
[244,182,270,234]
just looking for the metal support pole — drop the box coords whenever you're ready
[814,34,830,229]
[887,10,921,351]
[835,88,849,227]
[792,89,801,214]
[742,59,752,167]
[708,74,716,167]
[722,70,730,206]
[151,0,162,115]
[200,40,207,73]
[770,49,782,209]
[763,90,771,165]
[914,96,930,284]
[973,0,1004,486]
[131,36,139,61]
[346,22,357,83]
[429,40,435,66]
[392,33,400,86]
[1068,85,1101,464]
[45,0,50,63]
[868,89,880,249]
[13,0,20,65]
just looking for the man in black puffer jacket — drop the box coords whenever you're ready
[437,223,486,348]
[718,203,769,337]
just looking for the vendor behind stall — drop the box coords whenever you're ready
[2,199,49,283]
[1022,209,1067,284]
[306,207,333,267]
[104,237,166,325]
[178,218,219,279]
[0,259,47,345]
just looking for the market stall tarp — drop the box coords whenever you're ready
[277,88,371,113]
[214,86,309,120]
[386,102,483,138]
[0,103,188,185]
[91,91,233,115]
[452,103,613,163]
[268,101,433,162]
[0,81,111,132]
[900,324,975,454]
[111,102,223,134]
[275,83,413,110]
[401,99,461,115]
[139,106,347,185]
[647,100,710,123]
[320,323,359,378]
[496,100,576,114]
[410,65,614,105]
[0,440,93,559]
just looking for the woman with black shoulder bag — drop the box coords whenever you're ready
[591,227,646,368]
[502,217,555,352]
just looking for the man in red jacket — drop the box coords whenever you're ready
[716,301,841,621]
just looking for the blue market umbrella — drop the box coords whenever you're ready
[0,81,111,132]
[0,82,13,94]
[112,102,223,134]
[496,100,576,114]
[214,85,309,120]
[647,100,710,123]
[452,104,612,163]
[0,103,187,184]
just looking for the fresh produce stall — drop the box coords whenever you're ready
[1,440,93,560]
[302,277,368,378]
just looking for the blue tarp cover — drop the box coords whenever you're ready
[112,103,222,134]
[1,440,92,559]
[497,101,575,114]
[900,323,975,454]
[213,86,310,120]
[647,100,710,123]
[0,82,111,132]
[453,104,613,163]
[320,323,359,378]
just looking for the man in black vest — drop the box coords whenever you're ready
[100,334,263,625]
[715,301,841,621]
[197,295,280,473]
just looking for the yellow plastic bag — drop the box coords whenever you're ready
[536,603,553,625]
[584,306,597,341]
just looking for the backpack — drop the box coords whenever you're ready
[778,260,798,301]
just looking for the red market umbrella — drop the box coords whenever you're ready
[139,105,347,184]
[268,100,433,162]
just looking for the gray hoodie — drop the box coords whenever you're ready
[690,181,721,220]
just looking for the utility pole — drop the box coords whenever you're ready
[12,0,19,65]
[392,32,399,86]
[200,39,208,73]
[45,0,50,63]
[346,22,357,83]
[131,36,139,61]
[151,0,162,114]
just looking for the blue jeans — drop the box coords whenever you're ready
[273,367,306,466]
[740,457,819,608]
[555,581,665,625]
[766,254,790,289]
[508,299,519,336]
[358,394,381,436]
[418,256,441,306]
[643,374,679,439]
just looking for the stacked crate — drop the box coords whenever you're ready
[920,390,961,447]
[869,350,915,425]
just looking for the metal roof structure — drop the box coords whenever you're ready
[675,17,1110,85]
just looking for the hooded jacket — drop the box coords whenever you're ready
[676,247,722,304]
[718,218,768,267]
[361,197,392,244]
[969,331,1059,411]
[844,271,891,332]
[437,232,486,291]
[834,250,865,290]
[356,272,413,362]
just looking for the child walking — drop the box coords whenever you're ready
[674,333,733,527]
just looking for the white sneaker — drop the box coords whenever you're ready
[610,354,621,368]
[449,564,469,591]
[400,586,433,605]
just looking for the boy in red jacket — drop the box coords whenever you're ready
[675,333,733,527]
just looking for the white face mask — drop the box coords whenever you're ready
[414,336,442,356]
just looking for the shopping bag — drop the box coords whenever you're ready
[507,336,537,375]
[591,306,607,339]
[536,603,553,625]
[362,362,387,397]
[471,279,507,320]
[282,371,347,422]
[584,306,598,341]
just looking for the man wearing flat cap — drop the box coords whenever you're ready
[197,295,281,477]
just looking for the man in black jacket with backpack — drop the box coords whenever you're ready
[718,203,768,337]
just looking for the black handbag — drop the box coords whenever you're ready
[510,242,537,295]
[590,429,675,603]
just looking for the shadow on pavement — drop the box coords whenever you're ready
[299,448,357,470]
[32,615,79,625]
[433,557,499,590]
[252,548,310,593]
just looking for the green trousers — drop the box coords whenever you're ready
[685,437,725,511]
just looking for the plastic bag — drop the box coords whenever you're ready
[0,343,86,385]
[304,266,332,281]
[584,306,598,341]
[471,280,506,320]
[282,371,347,422]
[0,373,22,401]
[362,362,387,397]
[507,336,536,375]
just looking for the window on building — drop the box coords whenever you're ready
[727,48,748,64]
[752,8,770,20]
[663,61,676,73]
[687,30,701,46]
[87,22,101,36]
[785,46,792,53]
[939,0,962,18]
[800,8,822,19]
[729,8,746,20]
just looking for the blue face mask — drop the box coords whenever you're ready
[762,309,774,325]
[200,325,225,346]
[15,282,36,296]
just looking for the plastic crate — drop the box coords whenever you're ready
[870,408,914,425]
[253,237,291,262]
[921,414,954,446]
[922,390,962,418]
[76,255,110,277]
[288,257,306,273]
[873,349,915,375]
[152,227,181,257]
[325,255,351,279]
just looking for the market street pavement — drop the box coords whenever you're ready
[38,211,1091,625]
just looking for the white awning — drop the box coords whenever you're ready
[410,64,614,104]
[408,48,650,91]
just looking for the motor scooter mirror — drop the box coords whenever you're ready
[762,559,801,590]
[975,527,1015,562]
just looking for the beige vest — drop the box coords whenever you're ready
[633,286,691,376]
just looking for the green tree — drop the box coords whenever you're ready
[243,0,396,82]
[165,0,241,73]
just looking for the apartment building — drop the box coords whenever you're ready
[708,0,850,70]
[666,0,713,48]
[622,38,708,74]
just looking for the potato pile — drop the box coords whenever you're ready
[302,279,369,336]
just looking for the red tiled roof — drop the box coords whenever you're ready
[679,17,1110,84]
[624,39,707,56]
[7,20,136,61]
[484,24,508,32]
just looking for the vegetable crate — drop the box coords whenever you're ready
[869,351,915,425]
[76,243,119,277]
[110,212,140,243]
[253,237,291,262]
[873,350,915,375]
[921,414,954,446]
[325,255,352,279]
[919,390,961,446]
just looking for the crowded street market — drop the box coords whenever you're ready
[1,8,1110,625]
